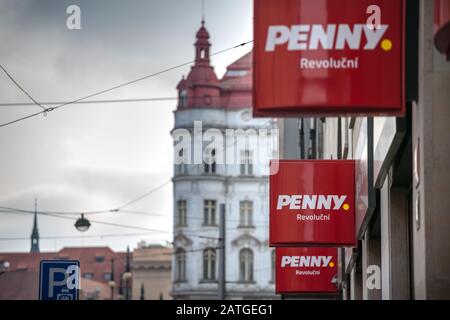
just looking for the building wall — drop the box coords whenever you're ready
[316,1,450,300]
[412,0,450,299]
[132,267,171,300]
[172,107,277,299]
[131,246,172,300]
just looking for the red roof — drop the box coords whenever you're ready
[0,269,111,300]
[195,20,210,42]
[176,21,253,110]
[0,246,128,299]
[219,51,252,109]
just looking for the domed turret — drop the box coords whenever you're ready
[176,20,220,109]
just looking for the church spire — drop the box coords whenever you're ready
[30,198,40,253]
[194,19,211,65]
[176,18,220,109]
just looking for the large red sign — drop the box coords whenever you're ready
[253,0,405,116]
[276,247,339,294]
[270,160,356,246]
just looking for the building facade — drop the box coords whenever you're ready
[171,21,277,299]
[131,243,172,300]
[279,0,450,300]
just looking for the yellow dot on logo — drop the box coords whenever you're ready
[343,203,350,211]
[381,39,393,51]
[329,262,335,268]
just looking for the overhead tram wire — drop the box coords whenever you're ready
[0,178,172,217]
[0,40,253,128]
[0,206,269,225]
[0,92,253,108]
[0,209,242,240]
[0,232,167,241]
[0,247,222,273]
[0,97,179,107]
[117,180,172,210]
[0,208,221,240]
[0,64,46,111]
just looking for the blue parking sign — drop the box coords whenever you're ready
[39,260,80,300]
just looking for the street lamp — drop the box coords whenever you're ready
[109,257,115,300]
[108,280,116,300]
[74,214,91,232]
[123,246,132,300]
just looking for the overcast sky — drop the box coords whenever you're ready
[0,0,253,252]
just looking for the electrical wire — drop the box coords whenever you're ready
[0,209,224,240]
[0,232,165,241]
[1,246,224,273]
[0,64,46,110]
[0,97,178,107]
[0,178,172,217]
[0,92,253,107]
[117,180,172,210]
[0,40,253,128]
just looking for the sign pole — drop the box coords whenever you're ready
[218,204,226,300]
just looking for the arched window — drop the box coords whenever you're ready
[203,248,216,280]
[271,250,275,283]
[239,249,254,283]
[175,248,186,282]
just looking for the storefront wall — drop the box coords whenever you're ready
[412,0,450,300]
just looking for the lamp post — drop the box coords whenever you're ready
[140,284,145,300]
[108,280,116,300]
[122,246,132,300]
[108,257,115,300]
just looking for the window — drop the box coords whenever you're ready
[271,250,275,283]
[240,150,253,176]
[204,148,216,174]
[177,200,187,226]
[239,249,254,283]
[225,70,248,77]
[177,149,187,175]
[83,273,93,280]
[95,255,105,263]
[175,248,186,282]
[203,200,217,226]
[179,89,187,108]
[202,248,216,281]
[239,201,253,227]
[103,273,112,281]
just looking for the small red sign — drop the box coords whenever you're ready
[270,160,356,247]
[276,247,339,294]
[253,0,405,116]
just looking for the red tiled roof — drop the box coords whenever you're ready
[0,270,39,300]
[0,247,130,300]
[0,247,127,290]
[218,51,253,109]
[0,269,112,300]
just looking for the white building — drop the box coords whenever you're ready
[170,21,277,299]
